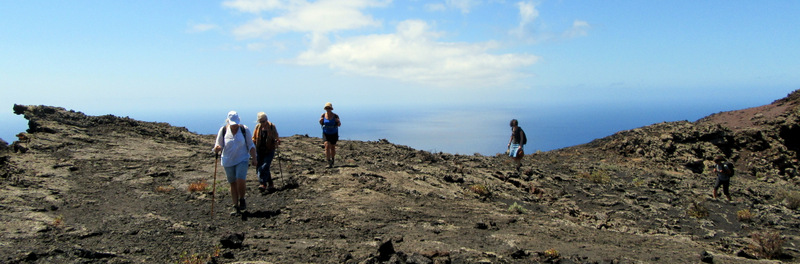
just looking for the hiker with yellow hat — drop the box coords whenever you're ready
[319,102,341,168]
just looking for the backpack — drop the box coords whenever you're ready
[221,125,247,141]
[721,162,734,177]
[256,123,277,150]
[521,128,527,145]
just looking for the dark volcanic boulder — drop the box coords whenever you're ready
[220,232,245,249]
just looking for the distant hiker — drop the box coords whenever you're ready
[214,111,257,215]
[712,155,734,201]
[319,102,341,168]
[507,119,527,171]
[252,112,279,193]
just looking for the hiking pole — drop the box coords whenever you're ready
[211,153,219,217]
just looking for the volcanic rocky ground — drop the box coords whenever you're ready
[2,91,800,263]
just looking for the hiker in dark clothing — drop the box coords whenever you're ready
[507,119,526,171]
[319,102,341,168]
[712,155,733,201]
[214,111,256,215]
[253,112,279,193]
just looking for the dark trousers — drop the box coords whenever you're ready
[257,150,276,185]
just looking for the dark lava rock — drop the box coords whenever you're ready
[377,239,396,261]
[220,232,245,249]
[701,250,714,263]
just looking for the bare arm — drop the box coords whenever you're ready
[214,126,225,153]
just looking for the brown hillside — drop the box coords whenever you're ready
[1,97,799,263]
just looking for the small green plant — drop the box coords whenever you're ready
[470,184,491,197]
[749,231,785,259]
[631,177,645,187]
[579,170,611,184]
[508,202,526,214]
[544,248,560,259]
[737,209,753,222]
[215,181,229,194]
[687,199,709,219]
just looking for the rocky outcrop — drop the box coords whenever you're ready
[12,104,207,146]
[593,90,800,184]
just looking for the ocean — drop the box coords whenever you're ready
[0,97,779,155]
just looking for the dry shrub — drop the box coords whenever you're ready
[51,215,64,228]
[155,185,174,193]
[578,170,611,184]
[177,246,220,264]
[749,231,785,259]
[470,184,491,197]
[188,180,209,193]
[687,199,709,219]
[737,209,753,222]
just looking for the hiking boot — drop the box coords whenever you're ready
[258,184,267,192]
[326,159,333,168]
[230,205,240,216]
[239,198,246,211]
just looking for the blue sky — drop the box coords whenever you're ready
[2,1,799,144]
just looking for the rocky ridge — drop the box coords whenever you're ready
[1,92,799,263]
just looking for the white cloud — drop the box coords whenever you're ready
[222,0,285,13]
[563,20,590,38]
[293,20,539,87]
[188,23,220,33]
[230,0,388,38]
[511,2,589,42]
[247,42,268,51]
[424,3,447,12]
[510,1,538,38]
[446,0,480,14]
[517,1,538,27]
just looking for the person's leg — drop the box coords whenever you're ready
[224,165,239,209]
[234,161,249,210]
[329,134,338,167]
[324,141,331,160]
[722,181,731,201]
[264,150,275,188]
[257,153,267,189]
[712,179,721,199]
[324,138,334,167]
[331,144,336,166]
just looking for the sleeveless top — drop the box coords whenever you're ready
[322,113,339,134]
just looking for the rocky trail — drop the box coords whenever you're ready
[2,91,800,263]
